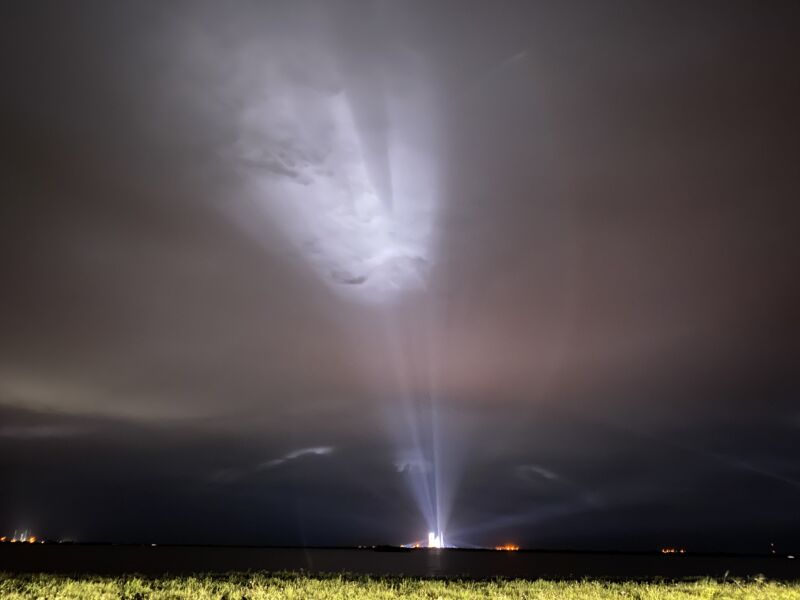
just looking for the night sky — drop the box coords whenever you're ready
[2,1,799,552]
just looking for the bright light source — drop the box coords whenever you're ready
[427,531,444,548]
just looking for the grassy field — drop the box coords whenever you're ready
[1,573,799,599]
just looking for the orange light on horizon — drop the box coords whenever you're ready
[495,544,520,551]
[28,536,36,543]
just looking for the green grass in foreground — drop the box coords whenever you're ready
[1,573,799,599]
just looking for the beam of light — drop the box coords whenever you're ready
[378,306,459,546]
[219,9,456,544]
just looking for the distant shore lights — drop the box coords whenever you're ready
[495,544,520,551]
[1,531,38,543]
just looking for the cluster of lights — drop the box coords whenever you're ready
[0,531,40,544]
[660,547,686,554]
[495,544,520,551]
[401,531,447,549]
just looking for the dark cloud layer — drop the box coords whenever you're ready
[1,1,799,551]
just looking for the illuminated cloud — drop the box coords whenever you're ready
[259,446,334,470]
[225,22,439,303]
[210,446,335,484]
[394,456,432,474]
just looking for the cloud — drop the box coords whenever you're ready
[210,446,335,484]
[220,8,440,302]
[393,457,432,474]
[516,464,560,482]
[392,447,436,474]
[258,446,334,470]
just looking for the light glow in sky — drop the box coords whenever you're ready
[230,36,439,303]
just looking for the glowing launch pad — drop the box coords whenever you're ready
[427,531,444,549]
[401,530,448,549]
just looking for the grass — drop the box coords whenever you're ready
[1,572,799,599]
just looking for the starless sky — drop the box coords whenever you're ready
[1,1,799,551]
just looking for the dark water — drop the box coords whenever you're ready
[2,545,798,580]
